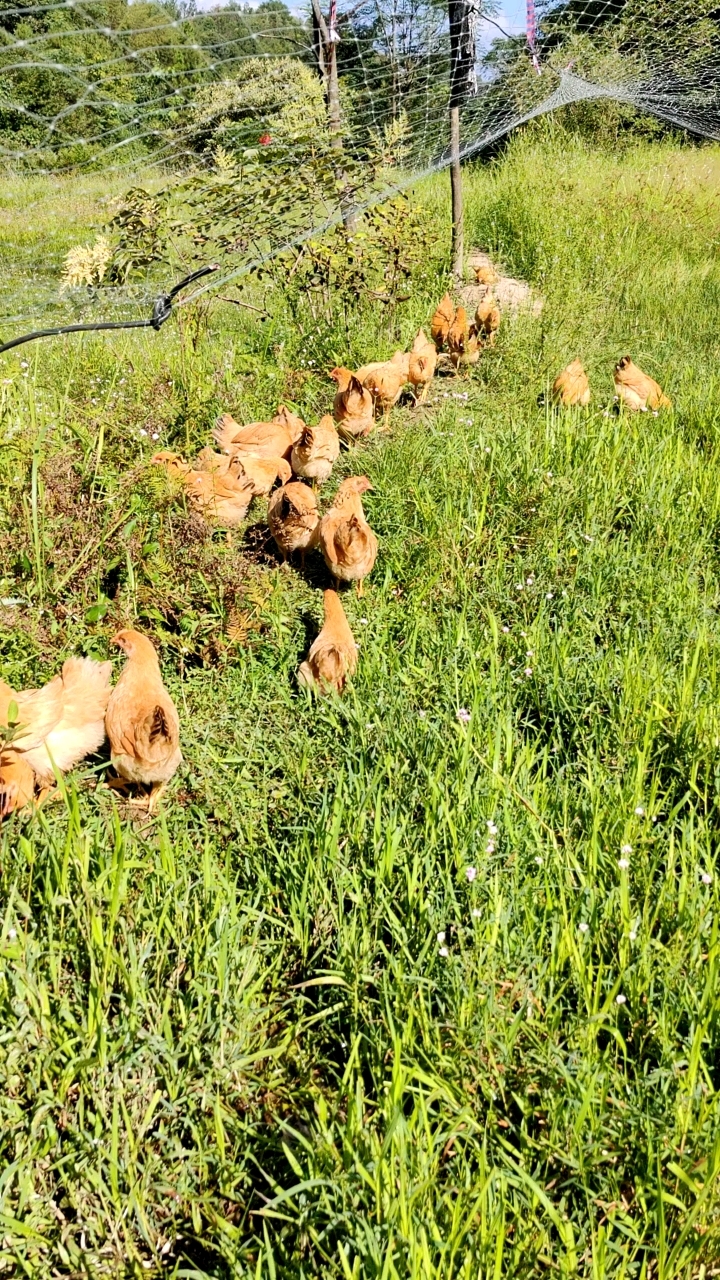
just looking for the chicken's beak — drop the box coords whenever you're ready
[110,633,125,649]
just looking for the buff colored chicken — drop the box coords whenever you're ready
[298,590,358,695]
[330,367,375,440]
[408,329,437,403]
[196,447,290,495]
[614,356,671,412]
[213,412,296,461]
[431,293,455,350]
[355,358,408,428]
[551,359,591,407]
[105,630,181,810]
[152,451,254,527]
[267,481,320,562]
[473,264,499,286]
[474,292,501,346]
[447,307,480,372]
[317,475,378,595]
[0,656,113,814]
[0,751,35,818]
[275,405,306,441]
[291,415,340,488]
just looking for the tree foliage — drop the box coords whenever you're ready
[0,0,308,167]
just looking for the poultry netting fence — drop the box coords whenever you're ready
[1,0,720,341]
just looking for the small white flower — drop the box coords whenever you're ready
[515,583,523,591]
[485,446,491,453]
[418,710,426,719]
[629,930,637,941]
[139,429,147,437]
[20,361,28,369]
[524,667,533,677]
[151,432,160,441]
[8,928,17,939]
[466,866,477,882]
[534,856,543,866]
[487,820,497,835]
[526,576,534,585]
[501,625,509,633]
[485,841,495,854]
[616,994,626,1005]
[621,843,632,855]
[438,946,449,957]
[526,650,534,657]
[634,806,645,816]
[618,858,629,870]
[457,708,471,724]
[472,908,482,918]
[702,872,712,885]
[437,931,446,943]
[546,591,553,599]
[359,618,368,625]
[578,921,589,934]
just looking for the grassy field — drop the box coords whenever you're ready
[3,128,720,1276]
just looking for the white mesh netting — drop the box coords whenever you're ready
[0,0,719,336]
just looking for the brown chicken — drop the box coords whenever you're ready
[330,367,375,439]
[551,358,591,407]
[431,293,455,350]
[408,329,437,403]
[195,446,238,476]
[474,292,501,345]
[105,630,182,810]
[614,356,671,412]
[267,481,320,561]
[291,415,340,487]
[447,307,480,372]
[213,413,294,461]
[298,590,358,695]
[152,451,254,527]
[274,405,306,442]
[473,264,499,286]
[317,476,378,595]
[0,750,35,818]
[0,657,113,813]
[196,447,291,496]
[355,359,408,427]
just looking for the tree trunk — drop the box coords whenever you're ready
[450,105,463,280]
[326,28,343,150]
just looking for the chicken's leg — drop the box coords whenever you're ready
[147,782,167,814]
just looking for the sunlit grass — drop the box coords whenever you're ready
[2,128,720,1275]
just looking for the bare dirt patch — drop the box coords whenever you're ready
[459,249,544,317]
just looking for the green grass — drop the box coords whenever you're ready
[3,127,720,1276]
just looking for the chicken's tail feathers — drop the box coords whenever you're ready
[59,658,113,720]
[213,413,241,453]
[148,704,170,745]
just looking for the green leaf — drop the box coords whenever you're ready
[85,598,111,624]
